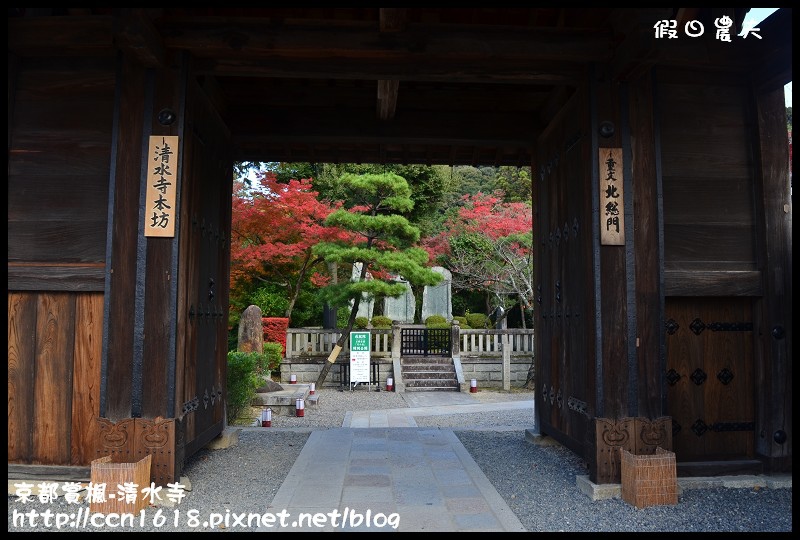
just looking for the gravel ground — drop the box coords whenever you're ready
[8,388,792,533]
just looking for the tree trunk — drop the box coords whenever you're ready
[523,357,535,389]
[315,263,366,389]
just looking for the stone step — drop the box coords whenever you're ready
[401,364,456,371]
[404,378,458,387]
[404,385,460,392]
[399,355,458,392]
[401,357,453,365]
[403,371,456,380]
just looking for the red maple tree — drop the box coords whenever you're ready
[230,171,352,321]
[423,191,533,260]
[422,190,534,322]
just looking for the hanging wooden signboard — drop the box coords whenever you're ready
[145,135,179,237]
[599,147,625,246]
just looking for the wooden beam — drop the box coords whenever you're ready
[747,7,793,91]
[9,16,114,56]
[229,107,540,146]
[8,464,91,482]
[538,85,574,128]
[232,139,533,166]
[663,270,763,296]
[377,79,399,120]
[159,20,613,63]
[194,55,582,85]
[377,9,406,121]
[222,80,548,110]
[112,8,166,68]
[163,16,604,84]
[234,131,534,151]
[379,8,407,32]
[7,264,106,292]
[608,8,764,81]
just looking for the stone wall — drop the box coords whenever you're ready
[458,357,532,389]
[280,357,395,388]
[280,356,532,390]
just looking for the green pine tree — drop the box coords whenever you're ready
[312,172,442,388]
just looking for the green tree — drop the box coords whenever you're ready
[494,166,532,203]
[312,172,442,388]
[310,163,447,236]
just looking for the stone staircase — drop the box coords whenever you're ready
[400,356,459,391]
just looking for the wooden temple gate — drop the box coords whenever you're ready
[8,8,791,485]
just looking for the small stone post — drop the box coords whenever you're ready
[391,320,404,393]
[451,319,466,392]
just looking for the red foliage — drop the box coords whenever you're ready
[229,172,352,290]
[422,191,533,261]
[262,317,289,354]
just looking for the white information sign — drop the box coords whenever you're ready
[349,331,371,389]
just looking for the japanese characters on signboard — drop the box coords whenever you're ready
[145,135,179,237]
[599,148,624,246]
[349,331,371,385]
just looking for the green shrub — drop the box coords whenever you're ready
[250,285,289,317]
[226,351,262,425]
[262,342,283,372]
[466,312,488,329]
[370,315,393,328]
[354,316,369,329]
[425,315,447,327]
[452,315,470,329]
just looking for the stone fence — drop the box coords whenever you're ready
[280,323,534,390]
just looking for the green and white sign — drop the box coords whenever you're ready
[349,331,371,385]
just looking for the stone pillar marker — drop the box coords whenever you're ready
[238,305,264,353]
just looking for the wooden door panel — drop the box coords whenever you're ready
[666,297,754,461]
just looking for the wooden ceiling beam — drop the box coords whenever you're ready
[222,81,548,110]
[194,56,580,84]
[232,142,532,167]
[227,107,541,144]
[233,131,535,151]
[159,19,614,63]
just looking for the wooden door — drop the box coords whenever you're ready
[665,297,754,461]
[174,79,232,458]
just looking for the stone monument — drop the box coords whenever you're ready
[350,262,374,320]
[421,266,452,322]
[383,274,415,323]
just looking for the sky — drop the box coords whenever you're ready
[748,7,792,107]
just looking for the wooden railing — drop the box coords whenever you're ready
[284,326,534,360]
[285,328,393,359]
[458,328,535,357]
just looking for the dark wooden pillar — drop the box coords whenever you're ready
[592,63,629,422]
[585,65,671,484]
[99,39,187,484]
[102,53,147,421]
[752,85,792,473]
